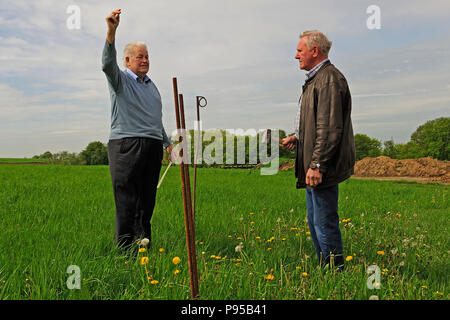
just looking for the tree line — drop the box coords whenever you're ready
[33,117,449,165]
[354,117,449,161]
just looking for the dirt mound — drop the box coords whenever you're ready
[279,156,449,183]
[279,160,295,171]
[354,156,449,184]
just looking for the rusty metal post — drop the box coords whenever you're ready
[172,77,199,299]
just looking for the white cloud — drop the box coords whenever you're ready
[1,0,449,156]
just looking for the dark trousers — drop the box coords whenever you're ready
[108,137,163,249]
[306,184,344,267]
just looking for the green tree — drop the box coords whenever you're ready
[396,141,424,159]
[40,151,53,159]
[79,141,108,165]
[410,117,450,160]
[354,134,382,160]
[382,139,400,159]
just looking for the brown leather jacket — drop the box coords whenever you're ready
[295,61,355,189]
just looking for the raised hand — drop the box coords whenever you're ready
[106,9,121,43]
[106,9,121,30]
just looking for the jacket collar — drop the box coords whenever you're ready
[304,59,331,84]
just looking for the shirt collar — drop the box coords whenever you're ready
[305,58,330,80]
[126,68,151,84]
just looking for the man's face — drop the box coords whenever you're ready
[295,37,316,71]
[127,46,149,75]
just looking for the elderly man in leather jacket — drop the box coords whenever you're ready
[281,30,355,269]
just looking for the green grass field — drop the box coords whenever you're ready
[0,164,448,300]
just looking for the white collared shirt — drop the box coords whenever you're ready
[294,58,330,139]
[125,68,151,84]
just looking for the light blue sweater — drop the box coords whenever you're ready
[102,40,171,147]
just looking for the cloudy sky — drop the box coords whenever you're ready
[1,0,449,157]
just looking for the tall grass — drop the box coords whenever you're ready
[0,165,448,299]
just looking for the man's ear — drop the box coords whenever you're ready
[312,46,319,58]
[125,56,130,67]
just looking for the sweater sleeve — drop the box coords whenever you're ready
[101,40,121,92]
[162,126,171,148]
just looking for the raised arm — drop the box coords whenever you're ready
[106,9,121,44]
[102,9,122,92]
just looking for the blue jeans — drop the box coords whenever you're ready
[306,184,344,267]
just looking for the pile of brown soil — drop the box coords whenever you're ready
[278,156,449,183]
[353,156,449,184]
[279,160,295,171]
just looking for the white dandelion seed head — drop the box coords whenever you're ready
[140,238,150,246]
[235,242,244,252]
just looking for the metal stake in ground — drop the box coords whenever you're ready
[193,96,207,219]
[172,77,199,299]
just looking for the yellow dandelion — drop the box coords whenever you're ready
[302,272,308,277]
[345,256,353,261]
[265,274,274,280]
[296,266,301,270]
[172,256,181,265]
[139,248,146,253]
[140,257,149,265]
[174,269,180,275]
[150,280,159,285]
[249,212,255,216]
[255,236,261,240]
[199,241,204,245]
[250,221,255,225]
[267,247,272,251]
[421,285,428,289]
[281,238,286,241]
[159,248,164,253]
[306,231,311,235]
[210,255,216,259]
[377,251,385,255]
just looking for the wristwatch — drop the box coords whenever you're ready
[309,162,320,170]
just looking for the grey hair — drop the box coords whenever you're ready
[123,41,148,67]
[300,30,332,55]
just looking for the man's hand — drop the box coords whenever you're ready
[280,135,297,151]
[166,145,174,162]
[106,9,121,43]
[306,168,322,187]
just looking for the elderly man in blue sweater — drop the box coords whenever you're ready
[102,9,172,251]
